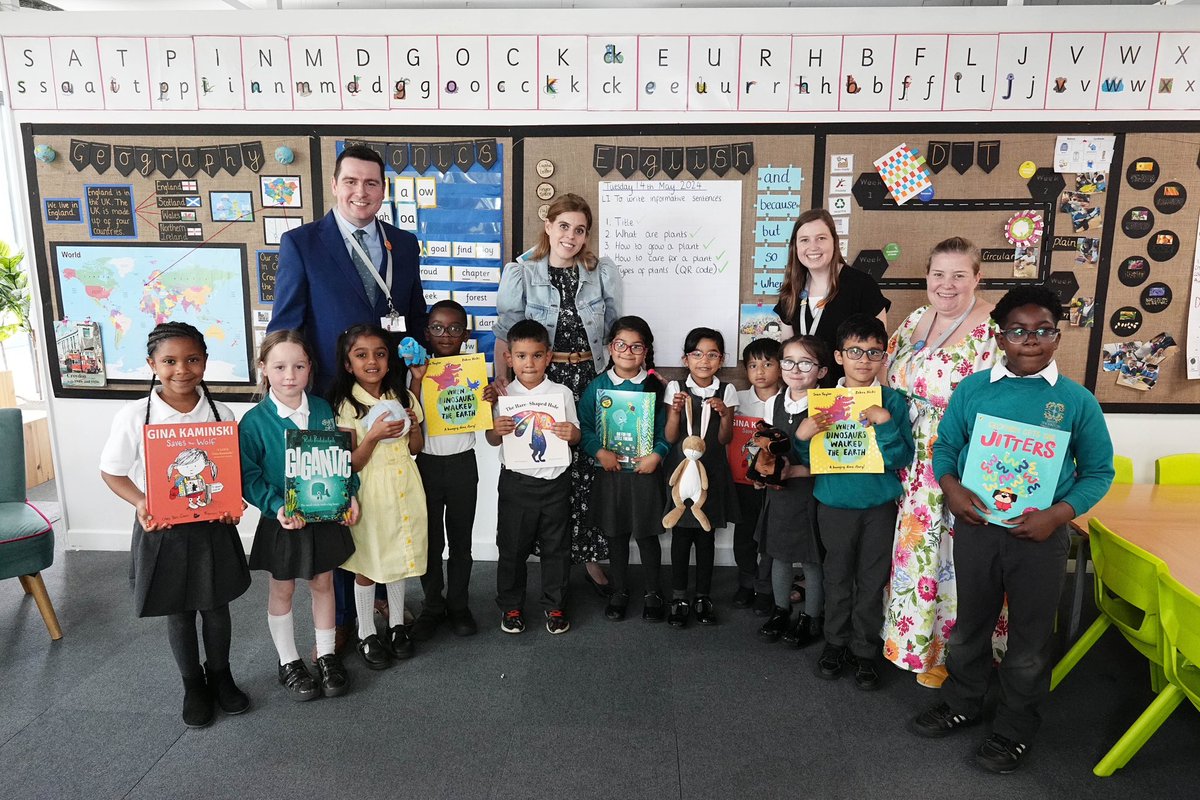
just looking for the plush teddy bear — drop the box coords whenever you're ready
[662,402,712,532]
[746,420,791,486]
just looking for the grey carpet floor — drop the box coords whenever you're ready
[2,534,1199,799]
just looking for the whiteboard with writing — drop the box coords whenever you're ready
[598,180,742,365]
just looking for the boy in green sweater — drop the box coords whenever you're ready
[909,286,1114,774]
[797,314,915,690]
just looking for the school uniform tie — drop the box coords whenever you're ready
[351,229,379,304]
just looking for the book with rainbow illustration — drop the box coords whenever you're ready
[807,387,884,474]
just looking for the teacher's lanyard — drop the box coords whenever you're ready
[796,289,825,336]
[913,296,976,355]
[347,221,397,317]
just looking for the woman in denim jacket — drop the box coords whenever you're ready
[495,193,624,592]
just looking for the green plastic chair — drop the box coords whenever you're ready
[0,408,61,640]
[1052,519,1167,693]
[1155,454,1200,485]
[1090,571,1200,776]
[1113,454,1134,485]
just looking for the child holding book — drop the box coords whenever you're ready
[733,338,783,613]
[330,323,428,670]
[909,286,1114,774]
[485,319,581,634]
[578,316,670,622]
[99,322,251,728]
[409,300,497,641]
[662,327,740,628]
[240,330,358,701]
[797,314,914,690]
[755,335,827,646]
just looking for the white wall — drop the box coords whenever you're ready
[5,5,1200,555]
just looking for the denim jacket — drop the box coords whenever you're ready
[495,255,624,374]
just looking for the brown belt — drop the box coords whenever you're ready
[551,351,592,364]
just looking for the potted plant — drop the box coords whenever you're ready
[0,241,37,401]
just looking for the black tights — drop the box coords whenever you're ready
[166,605,232,679]
[671,529,715,597]
[606,535,662,596]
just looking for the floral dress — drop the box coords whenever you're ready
[882,306,1008,672]
[545,265,608,565]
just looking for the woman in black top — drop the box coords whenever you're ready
[773,208,890,386]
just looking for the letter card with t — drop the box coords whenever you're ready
[284,429,353,522]
[807,387,884,474]
[960,413,1070,527]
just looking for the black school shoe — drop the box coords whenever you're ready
[732,586,756,608]
[278,659,319,702]
[853,655,882,691]
[642,592,666,622]
[782,613,824,648]
[449,607,478,636]
[908,702,981,739]
[313,654,349,698]
[387,624,415,660]
[752,593,774,616]
[181,674,215,728]
[357,633,393,670]
[409,609,445,641]
[205,663,250,715]
[605,592,630,621]
[815,644,848,680]
[667,599,691,628]
[975,734,1029,774]
[758,607,791,643]
[693,595,717,625]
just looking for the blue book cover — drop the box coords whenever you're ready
[596,389,655,470]
[961,413,1071,527]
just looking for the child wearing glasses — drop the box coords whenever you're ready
[662,327,741,628]
[756,335,828,647]
[408,300,498,640]
[578,316,670,622]
[909,287,1113,774]
[797,314,914,689]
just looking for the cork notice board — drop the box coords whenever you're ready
[25,125,318,399]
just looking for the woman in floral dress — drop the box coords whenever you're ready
[883,237,1006,687]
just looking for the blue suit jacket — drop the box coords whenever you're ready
[268,211,426,393]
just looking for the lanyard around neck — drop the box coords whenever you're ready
[347,221,397,315]
[914,296,976,354]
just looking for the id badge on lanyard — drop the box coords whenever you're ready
[348,221,404,332]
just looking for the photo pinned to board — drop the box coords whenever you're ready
[1068,296,1095,328]
[1101,333,1176,392]
[1059,191,1102,232]
[1074,172,1107,193]
[1012,245,1039,279]
[1075,237,1100,265]
[738,303,785,354]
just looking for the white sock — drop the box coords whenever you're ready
[386,580,406,628]
[354,582,376,641]
[314,627,336,658]
[267,612,300,666]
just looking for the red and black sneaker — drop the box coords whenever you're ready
[500,609,525,634]
[545,609,571,635]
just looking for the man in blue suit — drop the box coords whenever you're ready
[269,144,427,393]
[268,144,427,654]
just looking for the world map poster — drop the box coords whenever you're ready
[51,243,252,383]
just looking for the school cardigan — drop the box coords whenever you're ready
[801,386,915,510]
[239,393,353,518]
[932,364,1114,517]
[578,370,670,461]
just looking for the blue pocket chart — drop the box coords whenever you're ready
[753,245,787,270]
[755,220,790,244]
[756,166,803,192]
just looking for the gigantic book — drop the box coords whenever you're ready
[421,354,493,436]
[727,415,761,485]
[143,421,242,525]
[497,393,572,470]
[596,389,655,470]
[961,413,1071,528]
[283,429,353,523]
[807,387,885,474]
[54,319,106,387]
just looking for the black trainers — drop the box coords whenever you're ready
[758,607,791,643]
[752,593,774,616]
[605,592,630,621]
[667,599,691,628]
[500,609,525,634]
[545,609,571,634]
[782,613,824,648]
[853,656,881,691]
[693,595,717,625]
[278,659,319,702]
[815,644,847,680]
[732,586,755,608]
[908,702,981,739]
[313,653,349,698]
[975,733,1029,774]
[642,592,666,623]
